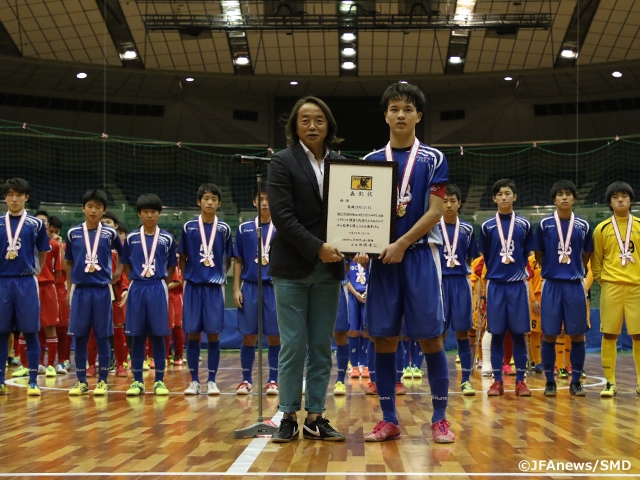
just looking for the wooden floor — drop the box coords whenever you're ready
[1,353,640,479]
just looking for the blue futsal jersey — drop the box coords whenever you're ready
[532,214,593,281]
[437,220,479,276]
[234,220,275,283]
[363,142,448,245]
[65,223,121,286]
[0,213,50,276]
[121,229,178,281]
[480,213,532,282]
[179,216,232,284]
[347,259,368,293]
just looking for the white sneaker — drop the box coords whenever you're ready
[265,381,279,395]
[236,381,252,395]
[38,364,46,375]
[55,364,68,375]
[206,381,220,395]
[302,378,306,395]
[184,381,201,395]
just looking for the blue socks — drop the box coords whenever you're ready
[23,332,40,384]
[131,336,146,383]
[395,343,404,381]
[359,337,368,367]
[570,341,585,383]
[512,333,528,383]
[491,333,505,382]
[348,337,360,368]
[375,352,397,424]
[457,338,472,383]
[96,336,111,382]
[187,338,200,382]
[425,350,449,423]
[0,332,9,384]
[207,340,220,382]
[542,340,556,383]
[367,340,376,382]
[150,335,166,383]
[241,345,255,383]
[268,344,280,383]
[74,335,89,384]
[336,343,349,383]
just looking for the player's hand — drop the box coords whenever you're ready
[318,243,344,263]
[356,292,366,304]
[234,290,243,308]
[52,234,63,244]
[532,300,541,316]
[353,252,369,267]
[119,290,129,307]
[379,242,406,264]
[66,289,72,307]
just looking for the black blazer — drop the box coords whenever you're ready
[267,142,345,280]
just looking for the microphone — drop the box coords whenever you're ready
[232,154,272,164]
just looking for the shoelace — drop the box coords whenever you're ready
[372,421,387,433]
[435,420,451,434]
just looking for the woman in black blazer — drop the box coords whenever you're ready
[268,96,347,443]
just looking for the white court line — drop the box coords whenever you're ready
[0,472,637,477]
[226,411,284,474]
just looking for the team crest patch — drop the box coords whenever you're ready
[351,176,372,190]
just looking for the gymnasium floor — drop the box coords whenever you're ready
[1,352,639,479]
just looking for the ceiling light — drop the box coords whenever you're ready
[341,32,356,42]
[612,71,622,78]
[76,72,87,79]
[340,1,354,13]
[341,61,356,70]
[400,80,408,84]
[342,47,356,57]
[504,76,513,81]
[235,56,250,65]
[121,50,138,60]
[448,56,463,64]
[186,77,195,82]
[290,81,298,85]
[560,49,575,58]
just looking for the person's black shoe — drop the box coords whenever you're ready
[303,416,346,441]
[544,381,557,397]
[570,381,586,397]
[271,416,299,443]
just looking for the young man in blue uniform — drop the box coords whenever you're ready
[179,183,233,395]
[437,184,479,396]
[358,83,452,443]
[533,180,592,397]
[0,178,50,396]
[233,185,280,395]
[480,179,533,397]
[121,194,177,396]
[66,190,122,396]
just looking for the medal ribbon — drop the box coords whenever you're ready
[254,217,274,264]
[140,226,160,277]
[198,215,217,267]
[611,214,636,267]
[83,222,103,272]
[385,137,420,211]
[355,264,367,284]
[440,217,461,268]
[554,211,575,264]
[4,211,27,259]
[495,212,516,264]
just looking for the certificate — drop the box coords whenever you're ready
[323,159,398,256]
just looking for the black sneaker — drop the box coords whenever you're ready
[544,381,557,397]
[271,416,299,443]
[570,381,586,397]
[303,416,346,441]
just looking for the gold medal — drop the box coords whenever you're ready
[397,204,407,217]
[561,254,570,264]
[145,270,152,278]
[262,257,268,266]
[88,264,96,273]
[504,258,511,265]
[7,250,17,260]
[204,258,211,267]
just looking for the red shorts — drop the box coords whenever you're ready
[168,292,183,329]
[56,284,70,327]
[39,283,60,327]
[111,283,126,326]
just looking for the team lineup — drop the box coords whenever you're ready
[1,83,639,447]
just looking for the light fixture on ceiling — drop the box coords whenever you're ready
[341,32,356,42]
[448,56,463,64]
[185,77,195,82]
[342,47,356,57]
[340,0,354,14]
[504,76,513,81]
[235,56,250,65]
[290,81,298,85]
[612,71,623,78]
[76,72,88,79]
[400,80,408,84]
[341,61,356,70]
[560,49,576,58]
[120,50,138,60]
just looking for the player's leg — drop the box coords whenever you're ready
[87,331,97,377]
[394,339,406,394]
[15,277,42,394]
[599,282,624,397]
[481,331,492,377]
[148,282,170,395]
[182,282,204,391]
[505,281,531,395]
[126,335,146,396]
[333,285,350,394]
[237,281,257,394]
[347,290,362,378]
[364,337,377,394]
[624,284,640,395]
[486,280,507,394]
[555,331,567,378]
[0,332,10,394]
[562,281,588,393]
[448,276,474,394]
[203,284,225,395]
[92,286,114,395]
[0,280,14,393]
[124,282,149,395]
[540,279,562,395]
[502,331,514,375]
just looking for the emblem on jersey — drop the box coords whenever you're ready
[351,176,372,190]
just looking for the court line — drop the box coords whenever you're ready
[226,411,283,474]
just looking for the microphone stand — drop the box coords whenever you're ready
[234,157,278,439]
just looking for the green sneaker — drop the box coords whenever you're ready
[0,383,7,395]
[45,365,57,378]
[126,381,145,396]
[558,368,569,379]
[460,381,476,396]
[69,382,89,396]
[93,380,108,396]
[402,367,413,378]
[154,381,169,396]
[27,383,41,396]
[412,367,424,379]
[600,382,617,397]
[11,366,29,378]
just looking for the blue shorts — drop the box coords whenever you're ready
[237,281,279,336]
[366,244,445,339]
[486,280,530,335]
[348,291,366,332]
[68,285,114,338]
[442,275,473,332]
[125,280,170,337]
[0,276,40,334]
[183,281,224,334]
[334,284,350,333]
[541,279,588,336]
